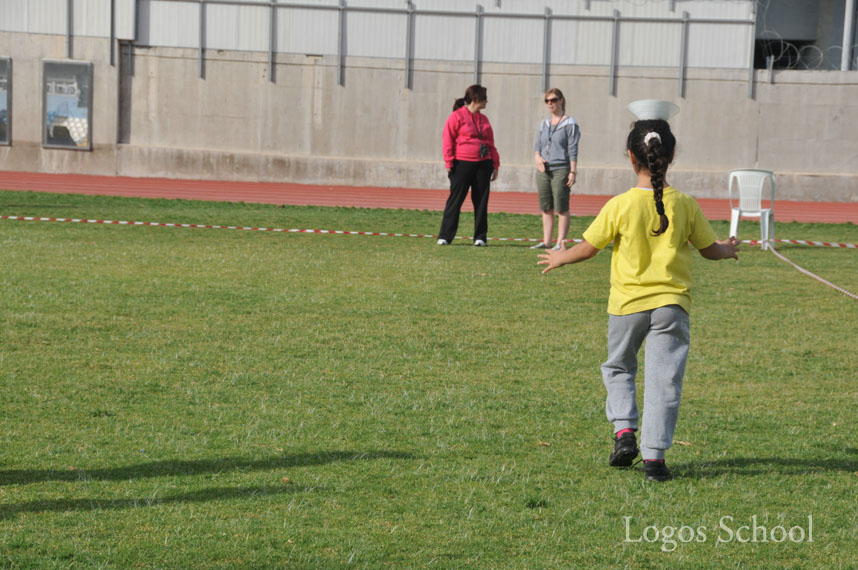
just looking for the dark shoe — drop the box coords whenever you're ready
[609,432,639,467]
[644,460,672,482]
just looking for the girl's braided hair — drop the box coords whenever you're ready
[626,119,676,236]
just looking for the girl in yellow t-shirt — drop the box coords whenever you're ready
[537,117,739,482]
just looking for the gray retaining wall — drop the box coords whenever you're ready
[1,32,856,202]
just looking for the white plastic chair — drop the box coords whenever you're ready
[728,169,775,250]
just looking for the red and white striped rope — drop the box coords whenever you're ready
[0,215,553,242]
[0,215,440,239]
[2,215,857,249]
[3,215,854,299]
[743,238,857,249]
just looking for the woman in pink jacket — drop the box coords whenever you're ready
[437,84,500,247]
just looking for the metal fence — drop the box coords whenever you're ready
[133,0,756,97]
[3,0,760,96]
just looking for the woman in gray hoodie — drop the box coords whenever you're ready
[531,88,581,250]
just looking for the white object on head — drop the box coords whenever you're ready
[627,99,680,121]
[644,132,662,145]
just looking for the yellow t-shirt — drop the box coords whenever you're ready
[582,187,718,316]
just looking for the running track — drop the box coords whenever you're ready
[1,170,856,224]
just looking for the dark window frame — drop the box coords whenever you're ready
[0,57,11,146]
[42,59,93,151]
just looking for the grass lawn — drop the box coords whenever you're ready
[1,190,857,568]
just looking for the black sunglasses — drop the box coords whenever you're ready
[545,97,560,104]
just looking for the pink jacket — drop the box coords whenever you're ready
[442,106,500,171]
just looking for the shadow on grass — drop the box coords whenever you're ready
[675,456,858,478]
[0,450,415,485]
[0,484,315,518]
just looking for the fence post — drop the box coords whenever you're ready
[110,0,116,66]
[338,0,347,86]
[610,9,620,96]
[542,7,552,92]
[129,0,138,77]
[404,1,414,89]
[747,1,756,98]
[268,0,276,83]
[474,4,483,85]
[199,0,206,79]
[678,11,688,98]
[842,0,856,70]
[66,0,74,58]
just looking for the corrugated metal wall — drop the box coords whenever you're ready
[1,0,756,69]
[0,0,133,38]
[278,9,339,55]
[0,0,71,35]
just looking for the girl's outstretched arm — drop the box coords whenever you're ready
[537,240,600,274]
[699,237,739,260]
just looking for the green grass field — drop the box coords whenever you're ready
[1,190,857,568]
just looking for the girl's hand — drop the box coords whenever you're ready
[535,154,546,173]
[537,251,564,274]
[699,237,740,260]
[537,240,600,273]
[720,236,740,260]
[567,171,576,187]
[491,169,499,182]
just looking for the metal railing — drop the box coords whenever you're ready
[104,1,758,96]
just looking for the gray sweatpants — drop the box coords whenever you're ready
[601,305,690,461]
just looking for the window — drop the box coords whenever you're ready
[0,58,10,145]
[42,60,93,150]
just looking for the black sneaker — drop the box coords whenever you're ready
[643,460,672,482]
[609,431,639,467]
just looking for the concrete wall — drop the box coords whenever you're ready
[0,33,121,174]
[1,31,857,202]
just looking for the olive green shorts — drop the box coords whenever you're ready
[536,166,571,212]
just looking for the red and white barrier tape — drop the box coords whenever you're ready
[0,215,557,243]
[0,215,439,239]
[3,215,855,299]
[743,238,857,249]
[2,215,857,249]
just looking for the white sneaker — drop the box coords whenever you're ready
[474,239,487,247]
[551,242,564,250]
[436,239,449,245]
[530,242,548,249]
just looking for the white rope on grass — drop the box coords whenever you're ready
[768,243,858,301]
